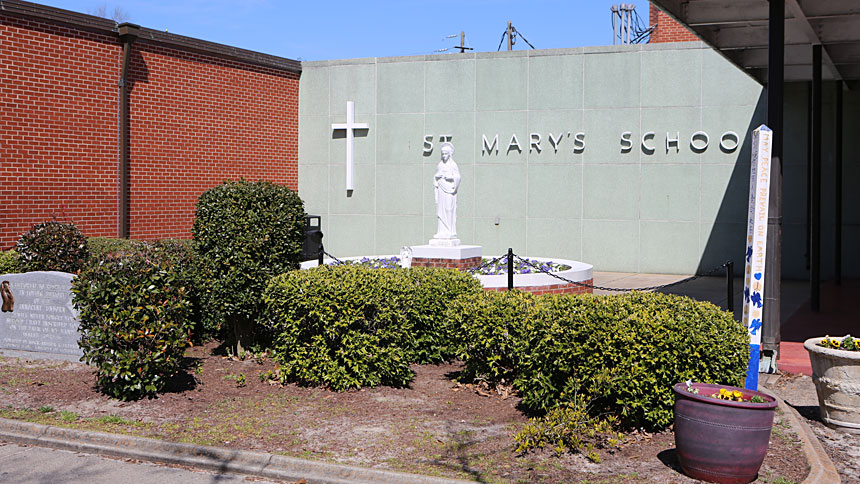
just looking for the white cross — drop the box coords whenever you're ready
[331,101,369,191]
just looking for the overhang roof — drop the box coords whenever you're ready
[652,0,860,84]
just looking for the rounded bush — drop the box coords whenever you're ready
[72,248,192,400]
[17,221,90,273]
[451,291,749,430]
[192,180,305,352]
[263,265,481,390]
[264,265,413,391]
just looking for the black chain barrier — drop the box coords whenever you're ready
[319,249,732,298]
[464,254,509,274]
[322,249,344,265]
[511,252,730,293]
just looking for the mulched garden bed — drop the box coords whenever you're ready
[0,342,809,483]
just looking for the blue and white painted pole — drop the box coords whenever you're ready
[742,125,773,390]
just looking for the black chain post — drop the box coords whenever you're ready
[726,260,734,315]
[318,245,324,266]
[507,248,514,291]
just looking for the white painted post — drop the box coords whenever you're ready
[742,124,773,390]
[331,101,369,192]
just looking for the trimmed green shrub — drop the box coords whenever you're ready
[451,291,749,430]
[263,265,481,390]
[17,221,89,273]
[0,250,21,274]
[72,248,193,400]
[192,180,305,354]
[87,236,143,262]
[264,265,413,391]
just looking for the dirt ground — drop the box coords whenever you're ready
[0,343,810,484]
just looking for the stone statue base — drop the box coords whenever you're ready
[429,237,460,247]
[411,244,482,271]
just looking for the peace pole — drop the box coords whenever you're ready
[742,125,773,390]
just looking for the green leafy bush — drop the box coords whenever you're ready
[263,265,480,390]
[452,291,749,430]
[264,265,413,391]
[513,393,622,462]
[87,236,143,262]
[0,250,21,274]
[192,180,305,354]
[17,221,90,273]
[72,248,192,400]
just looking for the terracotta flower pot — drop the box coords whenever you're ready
[804,336,860,433]
[672,382,777,484]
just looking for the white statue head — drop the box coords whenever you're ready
[440,142,454,155]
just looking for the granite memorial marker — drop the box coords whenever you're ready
[0,271,82,360]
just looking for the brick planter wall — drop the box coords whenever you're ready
[483,279,594,295]
[411,256,482,271]
[0,2,300,247]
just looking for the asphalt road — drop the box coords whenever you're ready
[0,442,284,484]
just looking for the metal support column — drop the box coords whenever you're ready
[811,44,821,311]
[835,80,843,285]
[762,0,784,363]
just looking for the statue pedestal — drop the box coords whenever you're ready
[411,244,482,271]
[429,237,461,247]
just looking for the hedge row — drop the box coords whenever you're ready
[451,290,749,429]
[263,266,748,430]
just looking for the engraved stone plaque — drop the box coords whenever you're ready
[0,271,82,360]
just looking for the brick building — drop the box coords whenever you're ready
[0,0,300,247]
[649,3,699,43]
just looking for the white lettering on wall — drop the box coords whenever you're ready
[690,131,709,152]
[620,131,633,152]
[424,129,742,156]
[423,135,433,154]
[529,133,542,153]
[508,134,522,152]
[548,132,564,152]
[720,131,739,152]
[572,132,585,153]
[642,132,656,152]
[666,131,680,152]
[482,134,499,154]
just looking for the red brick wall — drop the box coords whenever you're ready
[126,43,298,240]
[0,9,299,248]
[649,3,699,43]
[1,15,121,248]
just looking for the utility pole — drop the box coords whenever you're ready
[454,31,472,53]
[507,21,513,51]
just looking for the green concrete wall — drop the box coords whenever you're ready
[299,42,770,275]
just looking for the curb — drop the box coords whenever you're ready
[0,418,473,484]
[760,388,842,484]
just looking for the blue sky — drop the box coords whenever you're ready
[35,1,653,61]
